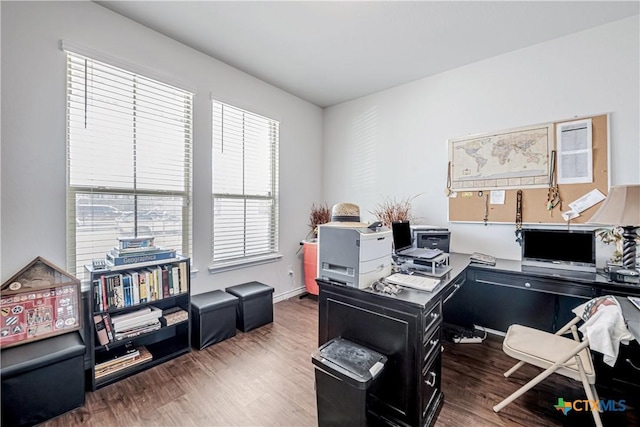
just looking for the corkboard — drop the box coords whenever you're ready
[448,114,608,224]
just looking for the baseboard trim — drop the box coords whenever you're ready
[274,286,306,303]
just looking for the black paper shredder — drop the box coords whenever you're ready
[312,337,387,427]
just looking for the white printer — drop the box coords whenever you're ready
[317,224,392,289]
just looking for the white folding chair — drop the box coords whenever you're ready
[493,316,602,427]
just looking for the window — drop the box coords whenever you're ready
[66,51,193,278]
[211,100,279,269]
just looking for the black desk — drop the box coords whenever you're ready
[317,257,467,427]
[318,253,640,426]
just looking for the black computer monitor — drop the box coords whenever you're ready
[521,228,596,272]
[391,221,412,251]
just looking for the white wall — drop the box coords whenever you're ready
[0,1,324,297]
[323,16,640,265]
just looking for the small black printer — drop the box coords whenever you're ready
[412,226,450,253]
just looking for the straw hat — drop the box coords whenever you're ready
[321,202,371,228]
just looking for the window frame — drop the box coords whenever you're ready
[209,100,280,272]
[65,51,193,278]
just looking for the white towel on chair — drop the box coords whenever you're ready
[573,296,634,367]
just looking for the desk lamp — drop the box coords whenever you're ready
[589,185,640,279]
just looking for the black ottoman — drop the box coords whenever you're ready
[191,290,239,350]
[1,332,86,427]
[225,282,274,332]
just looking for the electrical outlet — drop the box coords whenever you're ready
[287,265,294,276]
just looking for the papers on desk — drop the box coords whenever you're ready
[384,273,440,292]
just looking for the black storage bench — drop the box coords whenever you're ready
[225,282,274,332]
[191,290,239,350]
[1,331,86,427]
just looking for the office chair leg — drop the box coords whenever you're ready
[504,361,526,378]
[494,361,564,412]
[575,354,603,427]
[589,384,600,405]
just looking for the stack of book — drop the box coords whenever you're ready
[110,306,162,341]
[92,260,189,311]
[160,307,189,327]
[105,236,178,267]
[95,345,152,379]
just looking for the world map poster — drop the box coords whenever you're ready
[449,124,553,191]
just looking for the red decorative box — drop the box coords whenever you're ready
[1,257,81,348]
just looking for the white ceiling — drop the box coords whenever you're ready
[96,1,639,108]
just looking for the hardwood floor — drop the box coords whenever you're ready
[42,297,638,426]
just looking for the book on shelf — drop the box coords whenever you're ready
[93,279,102,312]
[171,265,180,295]
[118,236,155,251]
[105,249,177,267]
[145,267,159,301]
[100,276,108,312]
[95,345,140,370]
[113,318,161,333]
[111,246,162,256]
[103,313,115,343]
[110,306,152,323]
[160,307,188,326]
[131,271,140,305]
[95,345,152,379]
[161,267,170,299]
[165,265,174,296]
[138,271,149,303]
[110,306,162,331]
[114,321,161,341]
[107,274,124,309]
[179,261,188,293]
[113,317,162,336]
[93,314,114,346]
[155,266,164,299]
[123,273,137,307]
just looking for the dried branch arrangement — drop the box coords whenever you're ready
[370,196,415,228]
[309,203,331,237]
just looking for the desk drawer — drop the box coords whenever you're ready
[421,351,441,420]
[471,270,596,298]
[443,273,466,306]
[423,326,440,365]
[423,300,442,337]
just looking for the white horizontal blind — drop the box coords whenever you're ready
[66,52,193,278]
[211,101,279,266]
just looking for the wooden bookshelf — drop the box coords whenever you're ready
[85,258,191,390]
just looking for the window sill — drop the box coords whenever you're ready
[208,254,283,274]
